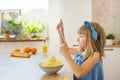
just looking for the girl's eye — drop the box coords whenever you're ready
[79,35,83,38]
[77,34,84,38]
[80,35,83,37]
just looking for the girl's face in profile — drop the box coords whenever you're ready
[77,34,86,49]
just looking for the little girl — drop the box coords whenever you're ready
[56,19,106,80]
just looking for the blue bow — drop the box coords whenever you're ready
[84,21,98,40]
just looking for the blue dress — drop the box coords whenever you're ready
[73,53,104,80]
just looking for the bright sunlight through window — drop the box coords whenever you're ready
[0,0,48,9]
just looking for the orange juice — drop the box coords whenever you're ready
[42,45,47,53]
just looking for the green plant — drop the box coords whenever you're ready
[8,19,22,30]
[4,13,22,30]
[23,21,46,33]
[2,27,10,34]
[106,33,115,39]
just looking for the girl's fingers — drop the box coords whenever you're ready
[56,19,67,44]
[60,19,64,33]
[59,29,66,44]
[59,19,62,23]
[56,23,64,44]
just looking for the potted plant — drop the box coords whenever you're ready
[3,13,22,38]
[2,27,10,40]
[23,21,46,38]
[106,33,115,45]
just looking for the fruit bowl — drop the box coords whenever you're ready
[39,63,63,74]
[39,56,64,74]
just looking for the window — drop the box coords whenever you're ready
[0,0,48,9]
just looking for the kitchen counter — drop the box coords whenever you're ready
[73,44,120,51]
[73,44,120,48]
[105,44,120,48]
[0,52,73,80]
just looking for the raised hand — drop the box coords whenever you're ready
[56,19,66,44]
[56,19,69,55]
[59,19,64,36]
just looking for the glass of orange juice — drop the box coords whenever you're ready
[42,45,47,53]
[42,40,48,55]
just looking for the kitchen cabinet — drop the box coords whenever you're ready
[103,48,120,80]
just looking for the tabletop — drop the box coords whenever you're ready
[0,51,73,80]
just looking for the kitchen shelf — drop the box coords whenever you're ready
[0,37,48,42]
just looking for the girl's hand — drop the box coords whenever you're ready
[59,43,69,56]
[56,19,66,44]
[56,19,64,35]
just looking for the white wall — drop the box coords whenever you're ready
[48,0,61,57]
[21,9,48,37]
[92,0,120,41]
[48,0,92,56]
[0,0,48,9]
[60,0,92,46]
[22,9,48,25]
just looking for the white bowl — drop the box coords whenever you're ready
[39,63,63,74]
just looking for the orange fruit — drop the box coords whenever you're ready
[14,48,20,52]
[31,48,37,54]
[23,46,31,53]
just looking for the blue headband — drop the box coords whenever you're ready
[84,21,98,40]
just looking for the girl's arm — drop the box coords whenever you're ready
[60,44,100,78]
[67,52,100,78]
[56,19,79,55]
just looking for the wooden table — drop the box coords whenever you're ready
[0,52,73,80]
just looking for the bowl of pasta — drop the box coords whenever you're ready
[39,57,63,74]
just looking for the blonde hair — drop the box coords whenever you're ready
[78,22,106,61]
